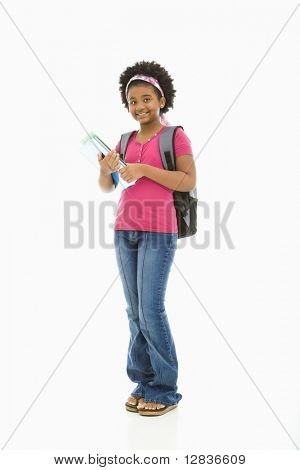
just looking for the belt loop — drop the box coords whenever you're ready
[129,230,138,243]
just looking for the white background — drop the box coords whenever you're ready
[0,0,299,451]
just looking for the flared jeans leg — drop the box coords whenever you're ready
[114,230,182,406]
[114,230,153,398]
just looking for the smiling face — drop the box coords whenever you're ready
[127,84,166,127]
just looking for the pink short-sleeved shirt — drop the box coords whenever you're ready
[114,125,193,233]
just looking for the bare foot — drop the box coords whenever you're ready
[137,398,165,410]
[127,395,143,406]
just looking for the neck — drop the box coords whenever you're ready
[138,118,164,135]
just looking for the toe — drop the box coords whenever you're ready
[137,398,145,409]
[127,396,138,405]
[143,402,163,410]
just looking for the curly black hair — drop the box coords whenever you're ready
[119,60,176,116]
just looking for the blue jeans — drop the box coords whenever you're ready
[114,230,182,406]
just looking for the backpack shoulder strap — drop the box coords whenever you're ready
[119,130,136,160]
[111,130,135,188]
[159,125,184,171]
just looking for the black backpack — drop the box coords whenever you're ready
[117,125,198,239]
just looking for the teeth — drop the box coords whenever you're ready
[137,112,148,116]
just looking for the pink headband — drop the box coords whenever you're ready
[125,74,169,126]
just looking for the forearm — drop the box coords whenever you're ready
[98,170,115,193]
[142,164,194,192]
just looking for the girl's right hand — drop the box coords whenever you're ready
[98,150,122,175]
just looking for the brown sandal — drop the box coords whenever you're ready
[125,396,144,413]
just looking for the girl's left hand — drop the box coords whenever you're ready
[119,163,146,183]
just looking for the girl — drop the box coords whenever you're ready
[98,61,196,416]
